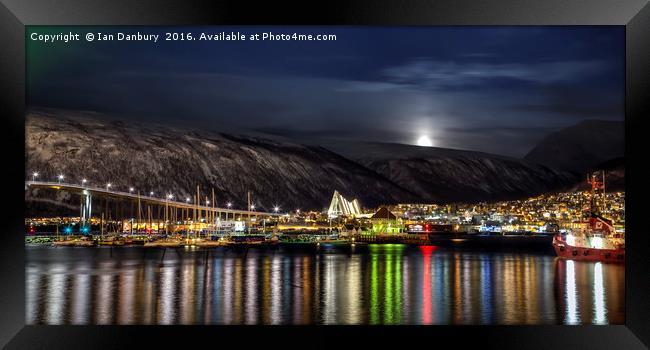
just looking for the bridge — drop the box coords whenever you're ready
[25,180,282,234]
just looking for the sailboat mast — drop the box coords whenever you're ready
[247,191,251,235]
[602,170,606,214]
[589,173,596,215]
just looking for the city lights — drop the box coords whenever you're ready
[21,26,627,329]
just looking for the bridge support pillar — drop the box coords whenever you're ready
[81,189,92,231]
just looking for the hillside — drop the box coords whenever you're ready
[327,142,578,203]
[524,120,624,173]
[25,111,417,212]
[26,110,585,213]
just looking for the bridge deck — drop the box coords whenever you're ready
[26,181,281,216]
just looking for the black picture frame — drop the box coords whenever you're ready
[1,0,648,348]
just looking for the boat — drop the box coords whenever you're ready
[96,236,126,246]
[194,238,229,247]
[225,240,265,248]
[131,237,149,245]
[52,239,79,247]
[74,239,97,247]
[143,239,184,248]
[227,234,268,245]
[356,232,429,245]
[265,233,280,245]
[52,236,97,247]
[317,238,350,245]
[552,171,624,263]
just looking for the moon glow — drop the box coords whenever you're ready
[416,135,433,147]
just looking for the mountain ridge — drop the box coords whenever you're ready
[524,119,624,173]
[25,111,419,212]
[26,110,586,213]
[327,141,579,203]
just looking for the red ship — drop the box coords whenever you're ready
[552,171,625,263]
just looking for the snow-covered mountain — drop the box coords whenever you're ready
[26,111,418,212]
[26,110,580,212]
[524,120,624,173]
[328,142,578,203]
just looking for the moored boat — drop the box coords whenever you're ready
[53,237,97,247]
[552,171,624,263]
[97,236,126,246]
[52,239,77,247]
[143,239,184,248]
[552,230,624,263]
[74,239,97,247]
[194,239,229,247]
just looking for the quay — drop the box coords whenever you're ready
[355,233,428,245]
[37,231,556,251]
[25,179,568,253]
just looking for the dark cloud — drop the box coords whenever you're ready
[382,59,608,87]
[27,26,624,157]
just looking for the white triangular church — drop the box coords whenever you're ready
[327,190,361,218]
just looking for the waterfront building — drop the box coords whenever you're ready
[327,190,362,218]
[369,207,402,234]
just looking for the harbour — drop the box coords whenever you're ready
[25,243,624,325]
[20,25,629,332]
[27,231,557,250]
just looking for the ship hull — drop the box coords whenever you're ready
[552,235,624,263]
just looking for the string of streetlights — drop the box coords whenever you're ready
[29,171,290,213]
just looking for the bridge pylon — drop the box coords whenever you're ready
[80,189,92,231]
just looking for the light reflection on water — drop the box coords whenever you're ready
[25,244,624,325]
[594,262,606,324]
[565,260,580,324]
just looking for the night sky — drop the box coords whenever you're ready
[27,26,624,157]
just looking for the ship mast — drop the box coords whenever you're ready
[587,171,607,216]
[602,170,606,214]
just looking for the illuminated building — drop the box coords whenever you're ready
[369,207,402,234]
[327,190,361,218]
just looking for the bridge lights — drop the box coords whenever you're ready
[274,206,279,213]
[31,172,39,181]
[167,193,173,200]
[57,174,64,183]
[206,200,211,205]
[129,187,134,193]
[250,204,255,210]
[296,209,300,214]
[150,191,154,196]
[82,179,87,186]
[186,197,191,203]
[106,183,112,190]
[227,202,232,208]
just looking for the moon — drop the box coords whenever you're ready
[416,135,433,147]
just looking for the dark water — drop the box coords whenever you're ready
[25,244,624,325]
